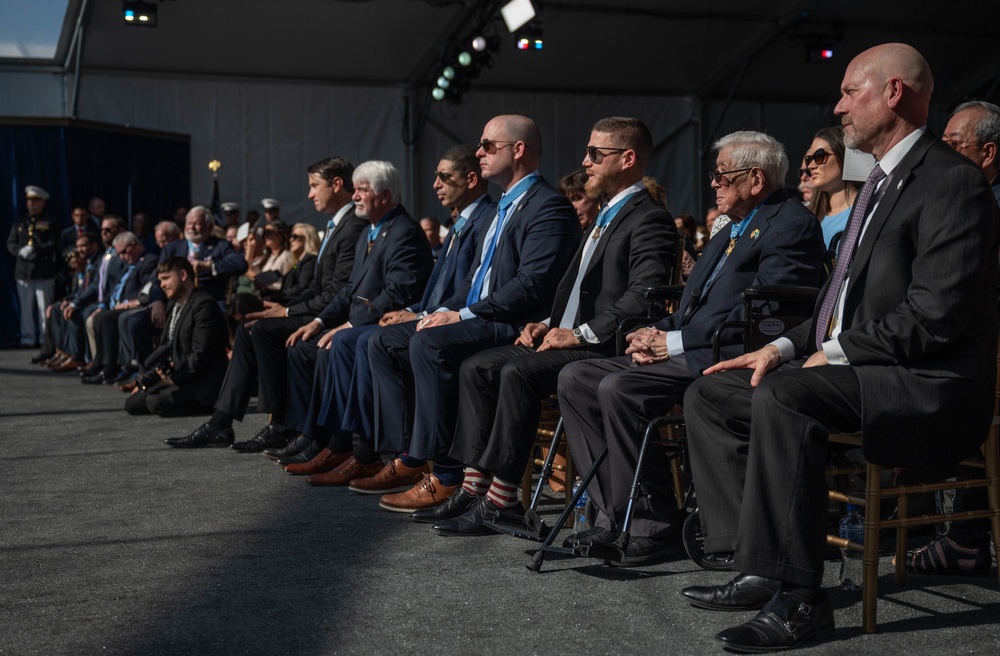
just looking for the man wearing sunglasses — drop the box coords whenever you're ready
[357,115,580,512]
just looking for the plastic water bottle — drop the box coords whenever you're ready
[838,504,864,592]
[573,483,589,534]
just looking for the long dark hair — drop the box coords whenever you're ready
[807,126,859,220]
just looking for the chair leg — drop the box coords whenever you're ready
[895,492,909,586]
[863,461,881,634]
[521,459,532,509]
[984,432,1000,587]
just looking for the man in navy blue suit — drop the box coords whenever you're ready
[279,144,493,474]
[342,115,580,513]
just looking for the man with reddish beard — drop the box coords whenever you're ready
[555,130,827,567]
[424,117,677,535]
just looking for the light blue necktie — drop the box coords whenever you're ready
[110,265,135,306]
[466,204,509,305]
[317,218,336,260]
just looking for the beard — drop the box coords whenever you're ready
[584,167,625,200]
[354,203,369,219]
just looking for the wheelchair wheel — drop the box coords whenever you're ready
[682,506,706,568]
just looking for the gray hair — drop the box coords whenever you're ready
[952,100,1000,146]
[112,231,140,248]
[155,220,181,238]
[712,131,789,187]
[353,161,402,205]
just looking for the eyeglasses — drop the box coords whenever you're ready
[115,244,131,256]
[290,234,305,241]
[799,168,811,178]
[433,170,466,187]
[708,167,753,185]
[477,138,516,153]
[585,146,628,164]
[803,148,831,166]
[942,138,981,152]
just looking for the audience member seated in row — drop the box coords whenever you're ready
[71,216,127,372]
[420,216,444,259]
[556,130,827,566]
[679,43,999,652]
[161,156,365,448]
[38,234,101,371]
[276,144,491,475]
[557,168,600,233]
[419,116,678,535]
[356,115,581,512]
[242,220,294,295]
[804,126,858,254]
[125,257,229,416]
[265,223,321,304]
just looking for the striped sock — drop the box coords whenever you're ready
[461,468,491,496]
[486,477,519,508]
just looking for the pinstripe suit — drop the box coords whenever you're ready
[684,132,1000,588]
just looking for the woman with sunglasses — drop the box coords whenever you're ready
[264,223,320,303]
[805,126,859,254]
[244,219,294,293]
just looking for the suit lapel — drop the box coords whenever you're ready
[583,190,646,277]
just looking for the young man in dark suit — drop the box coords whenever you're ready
[426,117,678,535]
[358,115,581,513]
[126,257,228,417]
[554,130,827,566]
[680,43,1000,651]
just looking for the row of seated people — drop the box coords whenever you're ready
[71,48,1000,651]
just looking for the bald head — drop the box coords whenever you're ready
[835,43,934,159]
[477,114,543,189]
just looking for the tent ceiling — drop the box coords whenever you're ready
[8,0,1000,107]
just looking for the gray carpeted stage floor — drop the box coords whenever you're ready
[1,350,998,655]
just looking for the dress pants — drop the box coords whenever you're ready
[116,307,147,367]
[368,317,519,461]
[557,355,694,538]
[125,384,214,416]
[448,343,603,483]
[213,315,311,420]
[94,308,127,370]
[17,278,53,346]
[314,325,379,449]
[683,361,861,588]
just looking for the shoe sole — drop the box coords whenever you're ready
[380,501,445,513]
[681,595,772,612]
[165,441,234,449]
[349,482,422,495]
[715,624,835,652]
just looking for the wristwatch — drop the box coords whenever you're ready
[573,327,586,344]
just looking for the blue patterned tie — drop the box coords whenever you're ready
[466,203,510,305]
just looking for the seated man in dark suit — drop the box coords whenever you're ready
[346,115,580,513]
[59,206,99,254]
[156,206,248,306]
[166,157,366,449]
[125,257,228,416]
[279,144,492,473]
[40,234,101,370]
[679,44,999,651]
[82,231,160,384]
[260,160,434,462]
[557,130,827,566]
[424,117,678,535]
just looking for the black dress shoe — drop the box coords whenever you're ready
[277,439,321,465]
[701,551,736,572]
[432,496,527,536]
[600,535,680,567]
[107,367,134,385]
[80,365,100,377]
[680,573,781,611]
[165,423,235,448]
[715,590,835,652]
[231,425,291,453]
[263,434,310,460]
[31,352,53,364]
[411,488,480,523]
[81,369,111,385]
[561,525,617,549]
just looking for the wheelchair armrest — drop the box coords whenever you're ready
[644,285,685,302]
[741,285,820,303]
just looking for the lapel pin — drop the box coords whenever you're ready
[750,228,760,240]
[897,179,903,190]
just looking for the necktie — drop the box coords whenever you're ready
[97,249,113,303]
[704,211,754,289]
[77,226,83,237]
[167,304,182,344]
[111,265,136,307]
[426,221,466,309]
[814,163,886,349]
[466,203,511,305]
[317,219,336,261]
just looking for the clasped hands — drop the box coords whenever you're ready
[625,326,669,365]
[515,323,580,351]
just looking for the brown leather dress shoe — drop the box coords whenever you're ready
[284,448,351,475]
[307,455,382,487]
[379,473,458,513]
[51,357,85,373]
[116,379,139,393]
[348,458,429,494]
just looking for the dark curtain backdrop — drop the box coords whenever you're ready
[1,119,190,348]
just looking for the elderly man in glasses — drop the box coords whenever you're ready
[553,130,827,567]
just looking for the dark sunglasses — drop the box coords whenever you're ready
[804,148,831,166]
[585,146,627,163]
[477,138,516,153]
[290,234,305,241]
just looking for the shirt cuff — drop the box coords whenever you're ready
[459,307,475,321]
[313,317,324,329]
[666,330,685,357]
[576,323,600,345]
[210,262,218,277]
[769,336,796,363]
[822,338,850,365]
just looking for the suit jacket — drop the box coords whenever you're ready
[72,247,128,310]
[267,253,317,303]
[7,212,60,279]
[162,288,229,400]
[287,209,367,316]
[316,206,433,328]
[548,190,677,354]
[413,197,494,312]
[442,178,580,327]
[785,132,1000,467]
[152,236,247,302]
[658,189,827,377]
[113,251,160,304]
[59,224,99,255]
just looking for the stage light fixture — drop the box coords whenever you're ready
[432,87,446,101]
[805,41,836,62]
[472,36,488,52]
[458,51,473,67]
[442,66,456,80]
[500,0,536,33]
[123,1,158,27]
